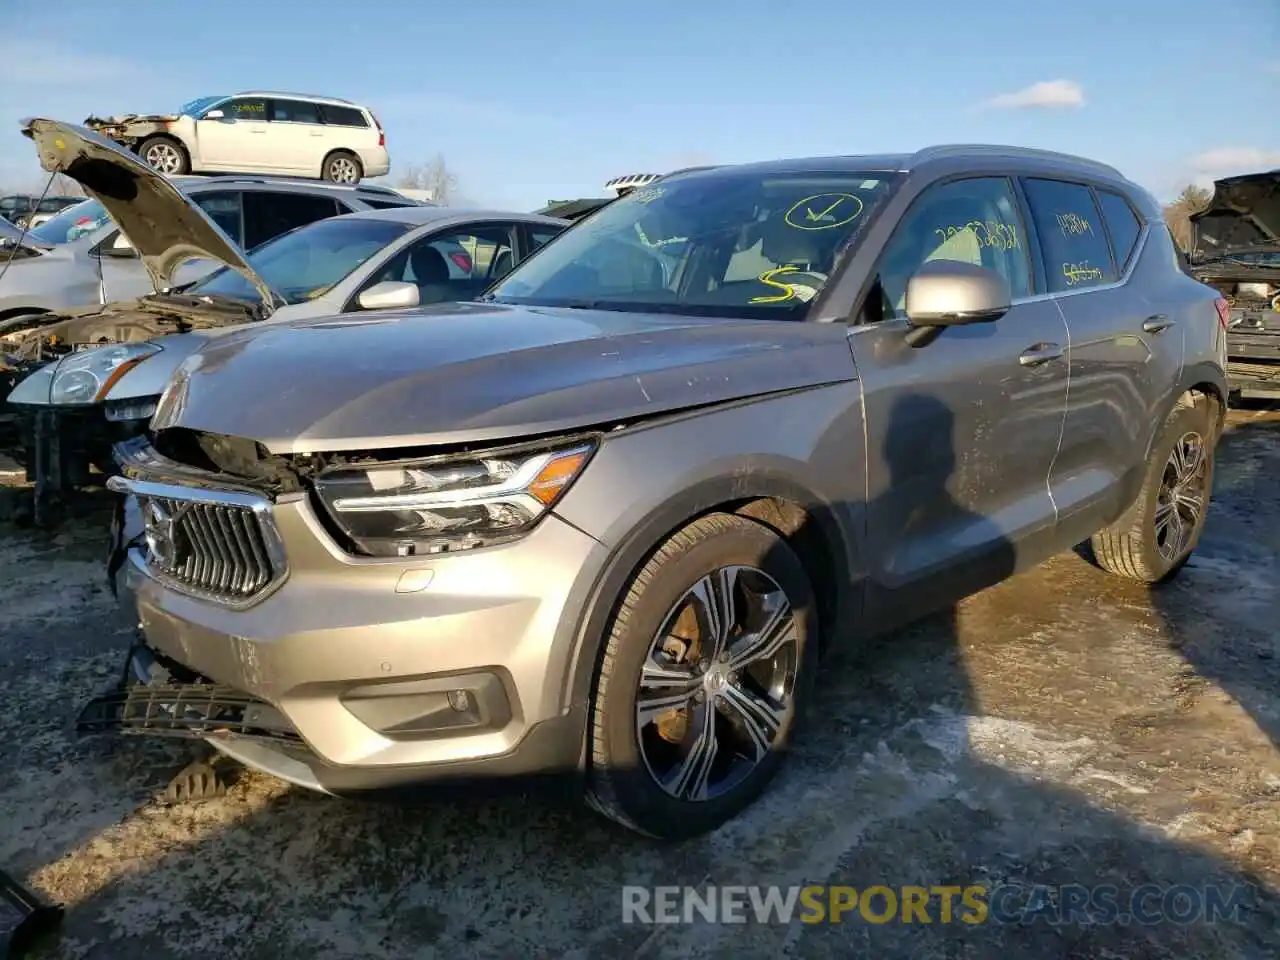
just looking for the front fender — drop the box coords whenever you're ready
[548,381,868,715]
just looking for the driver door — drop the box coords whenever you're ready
[848,175,1071,629]
[196,97,270,170]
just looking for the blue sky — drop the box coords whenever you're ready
[1,0,1276,208]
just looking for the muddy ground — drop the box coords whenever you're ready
[1,406,1278,959]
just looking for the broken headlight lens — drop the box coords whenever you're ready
[49,342,162,406]
[313,441,595,557]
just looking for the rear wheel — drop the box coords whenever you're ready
[323,151,362,183]
[1091,392,1216,583]
[138,137,189,176]
[585,513,817,839]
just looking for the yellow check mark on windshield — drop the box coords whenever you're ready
[806,197,846,222]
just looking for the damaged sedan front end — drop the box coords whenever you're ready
[2,118,276,524]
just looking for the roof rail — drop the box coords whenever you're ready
[908,144,1125,179]
[235,90,356,105]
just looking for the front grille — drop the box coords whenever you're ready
[136,492,283,605]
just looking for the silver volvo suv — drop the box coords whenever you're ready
[89,147,1230,838]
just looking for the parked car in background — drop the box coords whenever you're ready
[0,120,419,339]
[3,118,565,524]
[83,91,390,183]
[1186,168,1280,400]
[5,195,86,229]
[90,146,1227,838]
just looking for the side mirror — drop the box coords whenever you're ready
[101,232,137,258]
[356,280,420,311]
[203,109,226,120]
[904,260,1011,330]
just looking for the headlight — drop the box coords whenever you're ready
[49,342,162,406]
[313,440,596,557]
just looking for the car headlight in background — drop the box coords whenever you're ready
[313,440,596,557]
[49,342,162,406]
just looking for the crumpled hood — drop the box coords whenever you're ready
[151,302,855,453]
[1190,169,1280,261]
[20,117,273,306]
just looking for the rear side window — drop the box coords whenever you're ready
[530,227,562,250]
[270,99,322,124]
[360,198,415,210]
[1023,178,1116,293]
[320,104,369,128]
[1096,189,1143,272]
[193,192,244,246]
[243,192,341,249]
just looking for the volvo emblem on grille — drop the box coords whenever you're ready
[143,499,190,568]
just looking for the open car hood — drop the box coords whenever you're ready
[1190,169,1280,262]
[20,117,273,306]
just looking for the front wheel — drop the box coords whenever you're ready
[1091,392,1217,583]
[323,151,363,183]
[585,512,817,839]
[137,137,189,176]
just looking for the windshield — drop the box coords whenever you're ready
[489,169,899,318]
[179,95,226,117]
[28,198,112,244]
[189,216,412,305]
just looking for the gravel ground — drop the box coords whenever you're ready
[1,405,1278,959]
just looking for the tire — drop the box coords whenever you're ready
[585,512,818,839]
[323,151,363,183]
[138,137,189,176]
[1090,392,1216,583]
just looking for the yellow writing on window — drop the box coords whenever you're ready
[750,265,801,303]
[783,193,864,231]
[1062,261,1105,286]
[1056,212,1093,237]
[933,221,1020,251]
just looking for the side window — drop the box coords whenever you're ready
[871,177,1032,320]
[221,97,268,122]
[1096,189,1143,273]
[242,192,341,249]
[193,192,244,246]
[362,225,516,305]
[1022,178,1116,293]
[319,104,369,128]
[269,99,322,125]
[530,228,562,250]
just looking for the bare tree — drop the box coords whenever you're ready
[1163,183,1212,253]
[395,153,459,204]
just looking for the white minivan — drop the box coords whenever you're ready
[86,91,391,183]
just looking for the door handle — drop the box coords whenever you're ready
[250,129,267,134]
[1143,314,1175,333]
[1019,343,1064,367]
[310,131,324,137]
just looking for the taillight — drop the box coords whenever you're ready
[450,252,472,272]
[372,113,385,147]
[1214,298,1231,330]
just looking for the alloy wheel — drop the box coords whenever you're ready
[144,142,183,174]
[1155,430,1208,562]
[635,564,800,802]
[329,157,359,183]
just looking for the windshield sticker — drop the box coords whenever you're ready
[784,193,864,231]
[1055,212,1094,237]
[629,186,665,204]
[1062,261,1105,286]
[934,221,1021,251]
